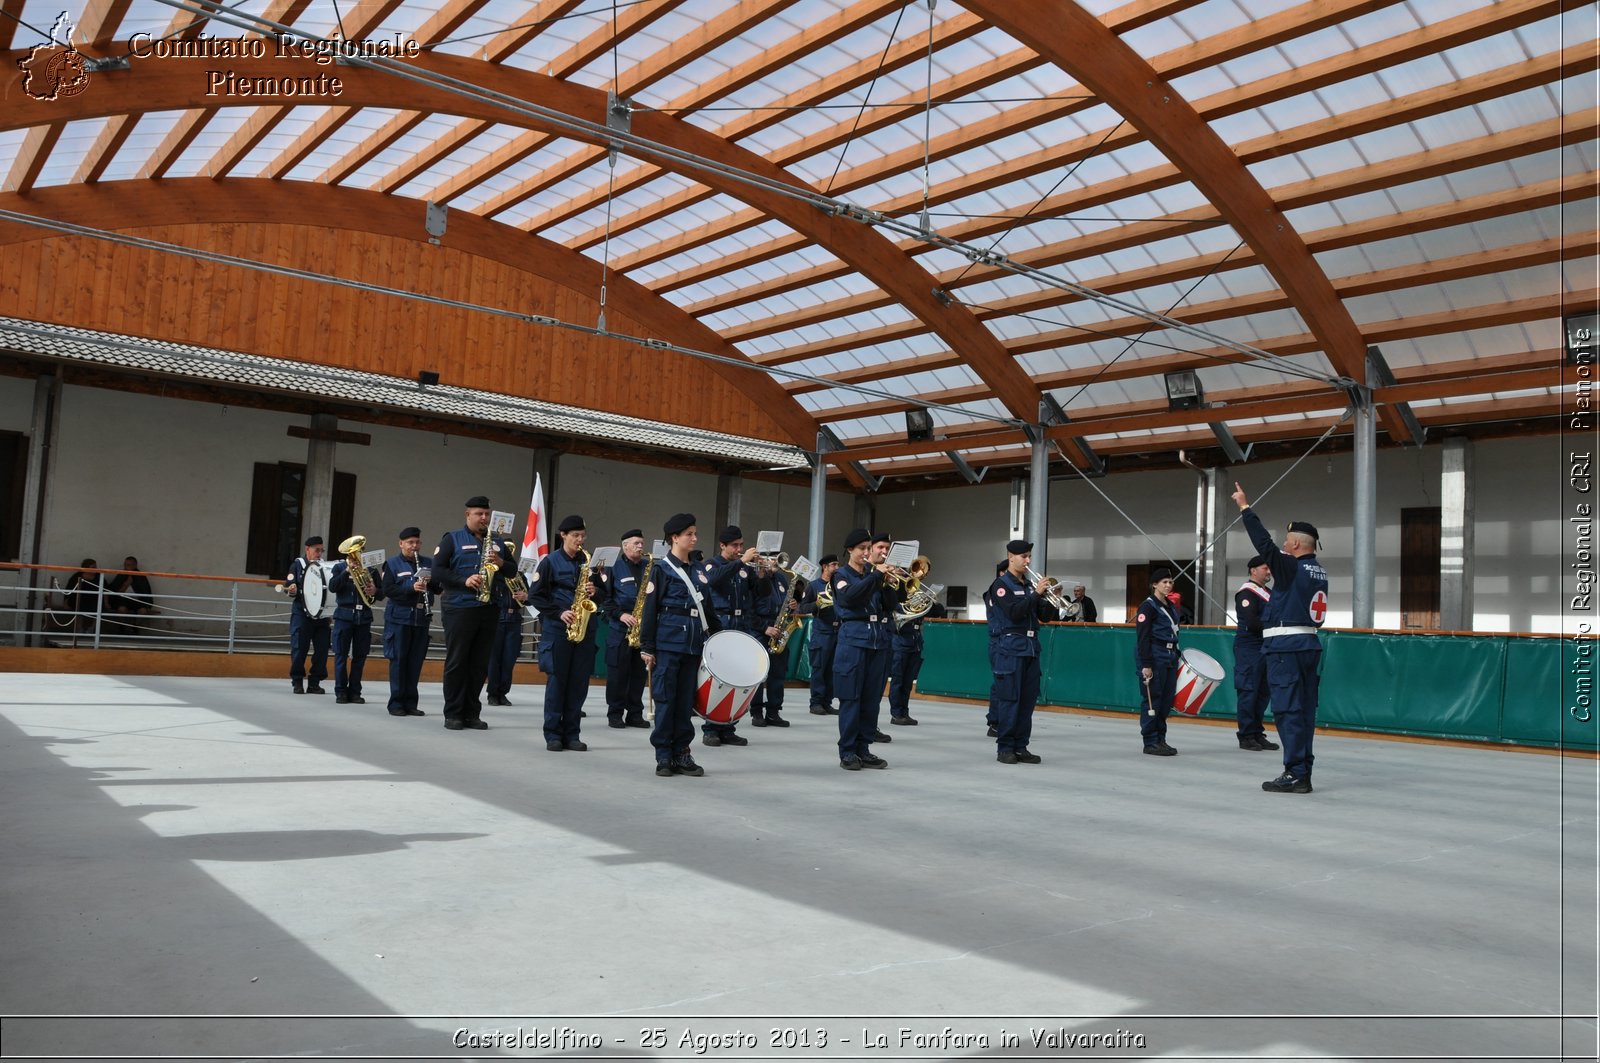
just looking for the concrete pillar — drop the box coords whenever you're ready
[851,493,874,535]
[1027,429,1049,572]
[17,372,59,646]
[1439,436,1475,630]
[715,473,743,534]
[1352,387,1377,629]
[301,413,338,547]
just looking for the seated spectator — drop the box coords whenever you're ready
[64,559,104,631]
[108,556,156,615]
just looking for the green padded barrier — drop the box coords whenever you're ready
[1317,631,1503,739]
[1501,636,1599,749]
[916,621,993,700]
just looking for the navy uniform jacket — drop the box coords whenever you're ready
[1135,595,1181,668]
[1234,580,1270,651]
[381,554,436,628]
[798,577,837,644]
[601,554,650,650]
[832,562,901,652]
[1242,508,1329,654]
[703,555,758,632]
[433,528,513,611]
[754,569,789,636]
[639,554,720,655]
[328,561,381,624]
[986,570,1054,662]
[529,548,596,645]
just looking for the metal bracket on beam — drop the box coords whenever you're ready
[1038,395,1104,476]
[1067,437,1105,477]
[83,54,129,72]
[946,451,987,483]
[1367,345,1426,447]
[1209,419,1252,465]
[424,200,447,244]
[819,426,880,491]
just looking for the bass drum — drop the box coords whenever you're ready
[300,560,336,620]
[694,630,770,725]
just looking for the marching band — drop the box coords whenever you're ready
[279,487,1325,793]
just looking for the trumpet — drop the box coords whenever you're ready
[1024,564,1079,618]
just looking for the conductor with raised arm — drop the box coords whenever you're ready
[1230,482,1329,794]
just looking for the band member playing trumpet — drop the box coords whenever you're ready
[1135,568,1181,756]
[530,515,597,752]
[830,529,903,770]
[434,497,514,730]
[380,527,435,717]
[799,554,839,715]
[486,540,529,707]
[328,544,382,704]
[284,536,330,696]
[600,529,652,729]
[639,513,716,777]
[988,540,1057,765]
[700,526,760,748]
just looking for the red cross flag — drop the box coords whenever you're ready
[524,473,549,560]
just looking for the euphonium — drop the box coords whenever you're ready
[626,551,653,650]
[337,534,378,608]
[893,555,935,629]
[476,527,499,603]
[501,540,529,597]
[566,548,597,643]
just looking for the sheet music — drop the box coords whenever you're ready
[488,510,516,538]
[359,548,386,569]
[756,530,783,554]
[885,539,920,570]
[651,539,669,559]
[790,555,819,582]
[587,546,620,570]
[517,555,539,576]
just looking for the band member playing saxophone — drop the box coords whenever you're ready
[530,515,597,752]
[600,529,652,729]
[433,497,513,730]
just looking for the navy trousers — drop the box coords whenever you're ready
[649,650,700,764]
[605,640,648,722]
[288,611,330,683]
[384,624,429,715]
[486,622,522,698]
[887,646,923,719]
[1234,647,1270,739]
[808,630,836,709]
[993,654,1041,753]
[1267,650,1321,779]
[834,641,890,758]
[540,636,596,744]
[440,606,496,724]
[332,619,370,696]
[1138,656,1178,747]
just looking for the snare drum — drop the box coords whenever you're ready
[695,630,770,725]
[1172,648,1225,716]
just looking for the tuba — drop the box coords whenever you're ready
[476,527,499,603]
[337,534,378,608]
[893,555,936,629]
[565,548,597,642]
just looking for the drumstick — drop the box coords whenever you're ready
[1142,673,1155,718]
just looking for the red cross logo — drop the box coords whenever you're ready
[1309,590,1328,624]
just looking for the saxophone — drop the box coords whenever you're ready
[768,566,804,653]
[626,552,653,650]
[476,528,499,603]
[337,534,378,608]
[565,548,597,643]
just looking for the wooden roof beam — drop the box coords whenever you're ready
[0,0,26,50]
[318,110,429,187]
[4,124,62,195]
[72,115,135,184]
[136,108,218,181]
[73,0,131,48]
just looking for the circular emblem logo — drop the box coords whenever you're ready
[1136,612,1146,622]
[995,587,1006,597]
[645,581,655,593]
[1309,590,1328,624]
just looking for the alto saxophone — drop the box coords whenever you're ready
[768,566,804,653]
[337,534,379,608]
[626,552,652,650]
[476,528,499,603]
[565,548,597,643]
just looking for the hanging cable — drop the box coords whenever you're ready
[595,0,622,332]
[824,1,910,195]
[918,0,936,233]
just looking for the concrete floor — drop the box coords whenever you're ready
[1,671,1595,1061]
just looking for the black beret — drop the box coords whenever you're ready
[843,528,870,549]
[663,512,696,537]
[718,525,743,544]
[818,553,837,566]
[620,528,643,541]
[464,495,490,509]
[1005,539,1032,554]
[557,514,585,534]
[996,560,1008,573]
[1287,520,1320,541]
[1150,567,1173,584]
[398,527,421,540]
[304,536,323,547]
[1247,554,1267,569]
[871,531,892,544]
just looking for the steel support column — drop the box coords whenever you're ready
[1352,386,1377,629]
[1027,428,1049,572]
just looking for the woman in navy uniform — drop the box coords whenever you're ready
[1233,555,1280,752]
[1135,568,1182,755]
[988,540,1055,764]
[1232,482,1329,794]
[485,540,530,707]
[433,497,514,730]
[830,528,902,770]
[380,527,435,717]
[600,529,652,729]
[328,551,382,704]
[700,526,760,747]
[284,537,331,695]
[800,554,839,715]
[639,513,716,777]
[529,515,599,752]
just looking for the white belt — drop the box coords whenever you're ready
[1264,625,1317,638]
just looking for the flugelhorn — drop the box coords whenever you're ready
[1024,564,1078,618]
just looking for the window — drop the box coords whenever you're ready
[245,462,356,576]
